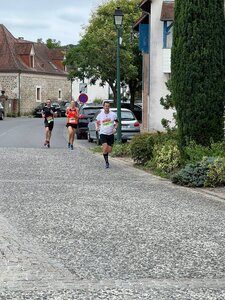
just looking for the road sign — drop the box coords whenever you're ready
[79,83,87,94]
[78,93,88,103]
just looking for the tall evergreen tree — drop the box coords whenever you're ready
[171,0,225,147]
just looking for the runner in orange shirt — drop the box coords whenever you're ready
[65,100,79,150]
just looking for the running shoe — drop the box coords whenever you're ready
[105,162,109,168]
[68,143,71,149]
[70,144,74,150]
[47,142,50,148]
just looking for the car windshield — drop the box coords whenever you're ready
[115,111,135,121]
[83,108,102,116]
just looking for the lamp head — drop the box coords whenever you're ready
[114,7,124,28]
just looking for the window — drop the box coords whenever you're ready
[30,55,34,68]
[30,45,35,68]
[36,86,41,102]
[58,89,62,100]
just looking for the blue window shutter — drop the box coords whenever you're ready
[139,24,149,53]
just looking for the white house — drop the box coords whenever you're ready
[134,0,175,132]
[72,79,110,103]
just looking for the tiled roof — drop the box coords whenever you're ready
[0,24,67,76]
[16,42,33,55]
[160,1,174,21]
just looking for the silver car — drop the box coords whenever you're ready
[87,108,140,144]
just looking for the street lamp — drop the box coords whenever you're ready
[114,7,123,144]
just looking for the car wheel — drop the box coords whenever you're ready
[0,113,3,120]
[87,130,93,143]
[77,131,82,139]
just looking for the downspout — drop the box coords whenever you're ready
[18,70,21,115]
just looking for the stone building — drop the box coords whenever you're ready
[0,24,71,115]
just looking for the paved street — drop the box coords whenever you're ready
[1,118,225,299]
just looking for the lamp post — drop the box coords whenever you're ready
[114,7,123,144]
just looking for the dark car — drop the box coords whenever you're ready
[60,102,70,117]
[33,102,61,117]
[0,102,4,120]
[51,102,62,117]
[120,102,142,122]
[33,103,46,117]
[77,103,103,139]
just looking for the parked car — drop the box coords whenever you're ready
[105,100,142,122]
[60,102,70,117]
[77,103,103,139]
[0,102,4,120]
[87,108,140,144]
[33,102,61,117]
[33,103,46,117]
[51,102,62,117]
[120,102,142,122]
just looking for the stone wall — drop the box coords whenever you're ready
[0,73,71,114]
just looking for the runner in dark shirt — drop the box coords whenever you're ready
[41,99,56,148]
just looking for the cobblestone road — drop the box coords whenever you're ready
[1,143,225,299]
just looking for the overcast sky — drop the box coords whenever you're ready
[1,0,104,45]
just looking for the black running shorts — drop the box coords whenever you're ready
[44,121,54,131]
[66,123,77,129]
[100,134,114,146]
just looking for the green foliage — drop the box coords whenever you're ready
[93,98,103,104]
[92,146,102,153]
[153,141,181,173]
[171,0,225,147]
[184,141,225,162]
[46,38,61,49]
[172,159,211,187]
[64,0,142,105]
[205,157,225,187]
[7,112,17,117]
[172,157,225,187]
[111,143,131,157]
[130,133,155,164]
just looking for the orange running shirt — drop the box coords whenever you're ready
[67,108,78,124]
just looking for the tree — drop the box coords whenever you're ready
[46,38,61,49]
[171,0,225,147]
[64,0,142,106]
[36,38,62,48]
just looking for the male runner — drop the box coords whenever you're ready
[96,101,118,168]
[41,99,57,148]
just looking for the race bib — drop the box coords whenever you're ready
[47,116,53,123]
[69,117,76,123]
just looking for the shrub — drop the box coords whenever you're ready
[171,159,211,187]
[153,141,181,173]
[93,98,103,104]
[184,141,225,162]
[172,157,225,187]
[7,112,17,117]
[205,157,225,187]
[130,133,155,164]
[111,143,131,157]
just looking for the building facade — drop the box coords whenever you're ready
[0,25,71,115]
[134,0,174,132]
